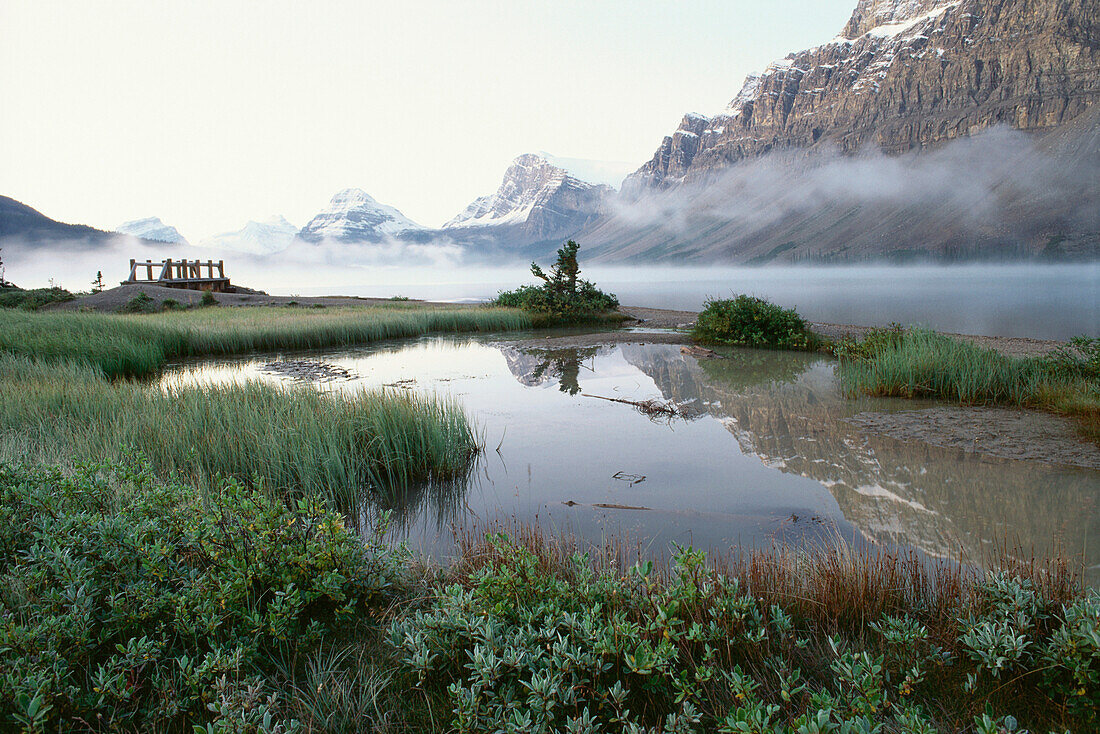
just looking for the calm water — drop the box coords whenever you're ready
[303,264,1100,340]
[163,334,1100,582]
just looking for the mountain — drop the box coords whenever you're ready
[0,195,131,251]
[630,0,1099,188]
[298,188,423,243]
[115,217,189,245]
[582,0,1100,263]
[442,153,612,255]
[201,216,298,255]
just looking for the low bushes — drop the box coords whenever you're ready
[692,295,817,350]
[392,533,1099,733]
[0,460,404,732]
[4,469,1098,732]
[0,286,75,310]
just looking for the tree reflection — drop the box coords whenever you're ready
[527,347,602,396]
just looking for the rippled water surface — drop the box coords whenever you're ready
[164,335,1100,582]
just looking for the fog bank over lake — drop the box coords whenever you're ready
[293,264,1098,341]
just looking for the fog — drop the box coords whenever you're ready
[607,126,1099,260]
[5,232,1096,340]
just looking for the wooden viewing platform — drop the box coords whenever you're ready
[122,258,232,292]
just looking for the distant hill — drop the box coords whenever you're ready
[0,195,123,250]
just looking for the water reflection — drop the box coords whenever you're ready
[617,344,1100,580]
[161,337,1100,582]
[502,346,603,395]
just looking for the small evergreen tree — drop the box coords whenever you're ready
[91,271,104,293]
[494,240,618,322]
[0,247,6,287]
[531,240,581,298]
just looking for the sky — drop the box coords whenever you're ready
[1,0,855,240]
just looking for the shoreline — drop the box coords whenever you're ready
[51,286,1070,358]
[512,304,1069,358]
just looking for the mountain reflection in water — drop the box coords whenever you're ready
[161,337,1100,583]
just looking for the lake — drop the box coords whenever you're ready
[163,333,1100,583]
[292,263,1100,341]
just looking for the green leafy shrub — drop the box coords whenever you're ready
[390,533,1099,733]
[0,459,404,731]
[1041,336,1100,381]
[494,240,619,322]
[692,295,815,350]
[118,291,159,313]
[200,290,219,307]
[160,297,184,311]
[0,286,74,310]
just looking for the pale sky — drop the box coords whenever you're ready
[1,0,854,240]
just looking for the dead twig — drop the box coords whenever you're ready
[581,393,681,418]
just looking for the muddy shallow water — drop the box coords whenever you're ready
[162,334,1100,583]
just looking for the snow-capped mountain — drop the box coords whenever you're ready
[298,188,423,243]
[201,216,298,255]
[580,0,1100,263]
[627,0,1099,190]
[115,217,188,245]
[444,153,610,247]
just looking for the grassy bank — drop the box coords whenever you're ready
[3,462,1097,732]
[837,328,1100,441]
[0,355,477,501]
[0,304,533,378]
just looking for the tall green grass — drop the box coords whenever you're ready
[0,305,531,378]
[0,355,478,501]
[838,328,1054,404]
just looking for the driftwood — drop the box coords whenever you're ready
[680,345,720,358]
[562,500,652,511]
[581,393,681,417]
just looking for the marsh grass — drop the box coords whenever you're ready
[0,356,478,501]
[838,328,1100,442]
[837,328,1051,404]
[0,305,532,378]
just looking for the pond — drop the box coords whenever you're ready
[163,334,1100,583]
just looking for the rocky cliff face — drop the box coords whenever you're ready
[629,0,1099,189]
[298,188,423,244]
[444,154,611,254]
[581,0,1099,263]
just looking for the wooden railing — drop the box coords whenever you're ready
[127,259,226,282]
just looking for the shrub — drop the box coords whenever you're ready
[0,459,404,731]
[200,290,218,307]
[392,533,1099,733]
[160,297,183,311]
[494,240,619,322]
[692,295,814,350]
[1041,336,1100,381]
[0,287,75,310]
[118,291,159,313]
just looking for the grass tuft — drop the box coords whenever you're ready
[0,355,479,501]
